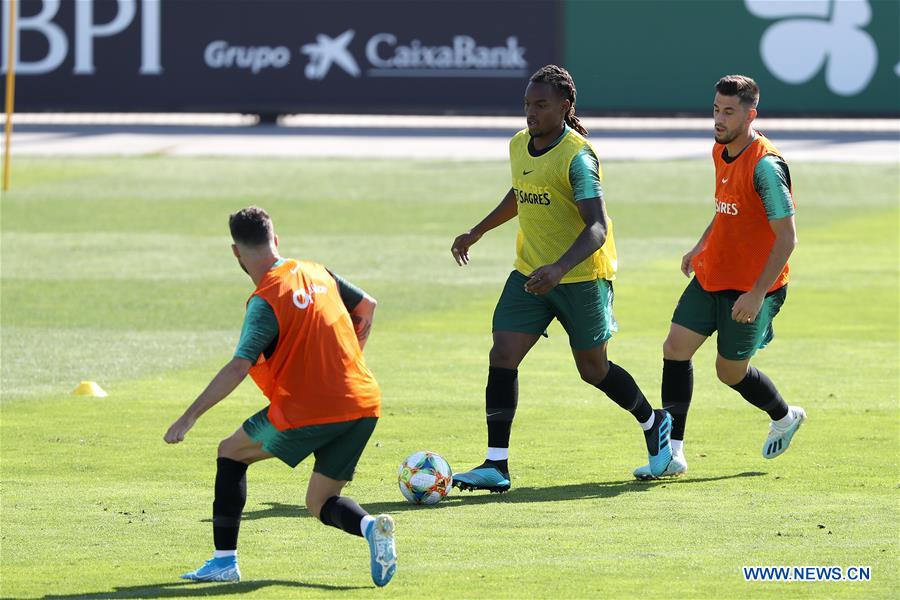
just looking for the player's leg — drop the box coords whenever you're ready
[306,417,377,536]
[487,330,541,458]
[454,271,549,493]
[307,417,396,587]
[306,472,351,525]
[716,286,804,459]
[661,323,707,459]
[549,277,671,477]
[571,341,672,477]
[573,340,655,423]
[454,330,540,492]
[181,419,273,582]
[633,278,714,479]
[663,279,716,458]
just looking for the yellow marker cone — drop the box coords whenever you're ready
[72,381,108,397]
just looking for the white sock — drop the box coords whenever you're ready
[774,410,795,428]
[486,447,508,461]
[213,550,236,558]
[639,411,655,432]
[671,439,684,456]
[360,514,375,536]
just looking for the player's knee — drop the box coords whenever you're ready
[305,492,324,519]
[217,435,252,461]
[577,360,609,386]
[662,337,676,358]
[716,360,746,386]
[489,345,519,369]
[663,336,688,360]
[217,437,234,459]
[306,488,335,520]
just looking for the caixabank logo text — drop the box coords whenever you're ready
[204,29,530,80]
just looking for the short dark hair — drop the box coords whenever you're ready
[715,75,760,109]
[229,206,273,246]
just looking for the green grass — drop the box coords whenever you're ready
[1,156,897,598]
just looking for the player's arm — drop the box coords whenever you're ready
[525,197,607,295]
[329,269,377,351]
[164,357,253,444]
[683,143,727,276]
[164,296,276,444]
[350,294,377,351]
[732,156,797,323]
[451,188,518,266]
[525,146,606,294]
[682,219,714,277]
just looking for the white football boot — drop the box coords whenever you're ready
[763,406,806,459]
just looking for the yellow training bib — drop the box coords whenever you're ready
[509,128,617,283]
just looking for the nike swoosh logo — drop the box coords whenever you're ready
[486,411,502,417]
[721,177,728,184]
[523,169,534,175]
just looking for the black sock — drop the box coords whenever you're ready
[730,366,789,420]
[318,496,369,537]
[213,457,248,551]
[662,359,693,441]
[486,367,518,450]
[595,362,653,424]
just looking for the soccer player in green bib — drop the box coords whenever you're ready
[450,65,673,492]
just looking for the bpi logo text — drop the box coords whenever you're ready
[1,0,162,74]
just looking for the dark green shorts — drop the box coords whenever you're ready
[672,277,787,361]
[492,270,617,350]
[243,409,377,481]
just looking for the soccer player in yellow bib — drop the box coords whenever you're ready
[450,65,673,492]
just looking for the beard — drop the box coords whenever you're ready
[715,129,738,145]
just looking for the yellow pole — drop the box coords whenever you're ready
[3,0,17,192]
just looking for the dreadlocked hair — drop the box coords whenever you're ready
[529,64,588,136]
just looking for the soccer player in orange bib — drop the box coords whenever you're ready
[164,207,396,586]
[633,75,806,480]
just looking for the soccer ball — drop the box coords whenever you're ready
[397,451,453,505]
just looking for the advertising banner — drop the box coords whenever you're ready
[564,0,900,115]
[3,0,896,115]
[1,0,562,113]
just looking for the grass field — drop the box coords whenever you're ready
[1,156,897,599]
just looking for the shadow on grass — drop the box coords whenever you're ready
[39,579,368,599]
[233,471,766,520]
[201,504,309,523]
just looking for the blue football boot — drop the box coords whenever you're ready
[180,555,241,582]
[645,409,673,477]
[365,514,397,587]
[452,460,511,493]
[634,453,687,480]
